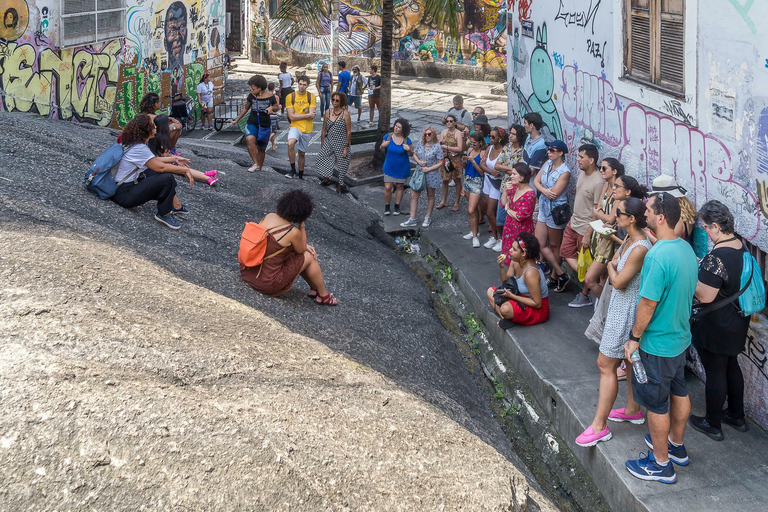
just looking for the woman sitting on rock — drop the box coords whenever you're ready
[149,115,219,186]
[112,114,195,230]
[241,190,337,305]
[486,231,549,329]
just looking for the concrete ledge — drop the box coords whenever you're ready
[420,226,768,512]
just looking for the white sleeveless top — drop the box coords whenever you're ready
[486,147,501,180]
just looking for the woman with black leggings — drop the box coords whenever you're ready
[690,200,752,440]
[112,115,195,230]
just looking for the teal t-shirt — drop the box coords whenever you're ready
[638,238,698,357]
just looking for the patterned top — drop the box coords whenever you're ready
[499,146,524,189]
[414,141,443,171]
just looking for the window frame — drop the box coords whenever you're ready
[612,0,697,124]
[60,0,126,48]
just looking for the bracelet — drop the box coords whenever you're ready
[629,333,640,342]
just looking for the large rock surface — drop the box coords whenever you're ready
[0,113,554,510]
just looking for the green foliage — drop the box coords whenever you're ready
[425,255,433,263]
[465,312,481,336]
[494,380,505,399]
[441,267,453,282]
[500,404,519,417]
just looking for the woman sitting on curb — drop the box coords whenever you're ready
[112,115,195,230]
[576,198,651,447]
[240,190,337,305]
[486,231,550,330]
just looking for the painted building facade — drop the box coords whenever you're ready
[0,0,226,127]
[507,0,768,430]
[268,0,507,68]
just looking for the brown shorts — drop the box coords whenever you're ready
[368,97,380,109]
[561,223,584,260]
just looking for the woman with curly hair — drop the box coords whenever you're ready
[149,115,219,186]
[381,118,413,215]
[241,190,338,304]
[112,115,196,230]
[138,93,183,151]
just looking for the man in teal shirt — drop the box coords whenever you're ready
[624,191,698,484]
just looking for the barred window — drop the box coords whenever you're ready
[61,0,125,47]
[625,0,685,95]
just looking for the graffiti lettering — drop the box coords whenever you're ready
[661,99,694,125]
[621,103,761,239]
[727,0,757,34]
[554,0,601,35]
[518,0,533,24]
[561,65,622,146]
[0,40,122,126]
[552,52,565,69]
[586,38,606,68]
[744,332,768,380]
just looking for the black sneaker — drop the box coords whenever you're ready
[554,273,570,293]
[298,173,304,180]
[722,410,749,432]
[285,171,296,179]
[384,205,391,216]
[393,204,401,216]
[547,276,558,288]
[689,415,724,441]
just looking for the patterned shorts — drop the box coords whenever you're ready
[463,175,483,195]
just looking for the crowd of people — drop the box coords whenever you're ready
[108,77,762,485]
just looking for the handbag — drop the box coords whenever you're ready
[551,202,572,226]
[409,167,426,192]
[493,277,520,307]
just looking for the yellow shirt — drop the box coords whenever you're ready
[286,91,316,134]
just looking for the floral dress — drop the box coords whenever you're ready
[413,141,444,189]
[502,184,537,264]
[589,185,616,263]
[440,129,463,181]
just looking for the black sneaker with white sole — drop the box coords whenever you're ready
[553,274,570,293]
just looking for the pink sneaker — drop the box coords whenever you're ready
[205,170,218,178]
[608,408,645,424]
[206,176,219,186]
[575,425,612,447]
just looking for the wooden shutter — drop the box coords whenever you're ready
[628,0,652,81]
[659,0,684,92]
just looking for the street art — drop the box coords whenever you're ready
[561,64,621,146]
[513,23,562,140]
[554,0,601,35]
[270,0,507,67]
[585,38,605,68]
[621,103,762,240]
[508,0,532,24]
[0,39,122,126]
[1,0,28,42]
[727,0,757,34]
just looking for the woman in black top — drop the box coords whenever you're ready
[690,200,752,440]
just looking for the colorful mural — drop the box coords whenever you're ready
[270,0,507,67]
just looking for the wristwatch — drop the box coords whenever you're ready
[629,333,641,342]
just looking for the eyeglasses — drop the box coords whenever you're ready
[615,208,632,217]
[612,183,625,189]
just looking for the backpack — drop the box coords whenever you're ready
[84,143,139,199]
[290,91,313,113]
[238,222,292,274]
[738,251,766,316]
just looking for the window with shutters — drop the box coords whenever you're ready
[625,0,685,95]
[61,0,125,47]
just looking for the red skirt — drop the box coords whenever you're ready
[511,297,549,326]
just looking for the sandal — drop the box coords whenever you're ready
[320,179,332,187]
[307,289,318,299]
[314,293,338,306]
[435,203,447,210]
[497,318,515,330]
[451,204,460,212]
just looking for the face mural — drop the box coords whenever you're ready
[4,8,18,29]
[165,2,188,70]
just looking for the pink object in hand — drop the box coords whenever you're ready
[608,408,645,424]
[575,425,612,447]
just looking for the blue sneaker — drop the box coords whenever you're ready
[626,451,676,484]
[171,204,189,216]
[644,434,689,466]
[154,213,181,230]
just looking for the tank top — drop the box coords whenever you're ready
[485,147,501,181]
[464,152,482,178]
[515,264,549,298]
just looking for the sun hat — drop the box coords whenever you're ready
[545,139,569,154]
[652,175,686,198]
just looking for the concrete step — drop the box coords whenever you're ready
[420,226,768,512]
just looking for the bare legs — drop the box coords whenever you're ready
[467,192,481,237]
[384,183,405,208]
[486,287,515,320]
[486,198,500,240]
[590,353,640,432]
[536,222,565,277]
[584,261,607,298]
[299,251,329,296]
[408,188,437,219]
[246,136,259,167]
[647,394,690,464]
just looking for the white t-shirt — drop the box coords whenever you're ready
[278,72,293,89]
[349,74,367,97]
[114,144,155,183]
[196,82,213,103]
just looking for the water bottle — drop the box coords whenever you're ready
[630,350,648,384]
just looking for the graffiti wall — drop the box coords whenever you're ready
[0,0,122,126]
[270,0,507,67]
[507,1,768,430]
[0,0,226,126]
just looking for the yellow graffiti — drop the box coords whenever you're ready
[0,40,121,126]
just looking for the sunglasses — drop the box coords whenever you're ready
[615,208,632,217]
[446,119,455,123]
[332,98,340,102]
[490,134,498,139]
[612,182,625,189]
[425,131,433,136]
[472,112,479,116]
[547,148,561,153]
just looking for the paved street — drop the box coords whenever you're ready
[182,58,508,172]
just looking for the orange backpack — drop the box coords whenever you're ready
[238,222,289,268]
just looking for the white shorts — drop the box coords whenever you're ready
[483,175,501,200]
[201,98,214,109]
[288,127,312,153]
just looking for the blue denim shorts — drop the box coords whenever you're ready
[496,201,507,226]
[245,124,271,148]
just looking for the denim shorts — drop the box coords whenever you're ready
[496,201,507,226]
[631,349,688,415]
[463,175,483,195]
[538,201,567,229]
[245,124,272,148]
[349,95,362,109]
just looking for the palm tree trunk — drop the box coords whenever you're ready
[331,0,339,73]
[372,0,394,168]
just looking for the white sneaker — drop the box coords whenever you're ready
[463,231,474,240]
[472,237,481,248]
[400,218,418,228]
[422,216,432,227]
[448,181,456,187]
[492,239,503,252]
[484,237,497,249]
[247,163,260,172]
